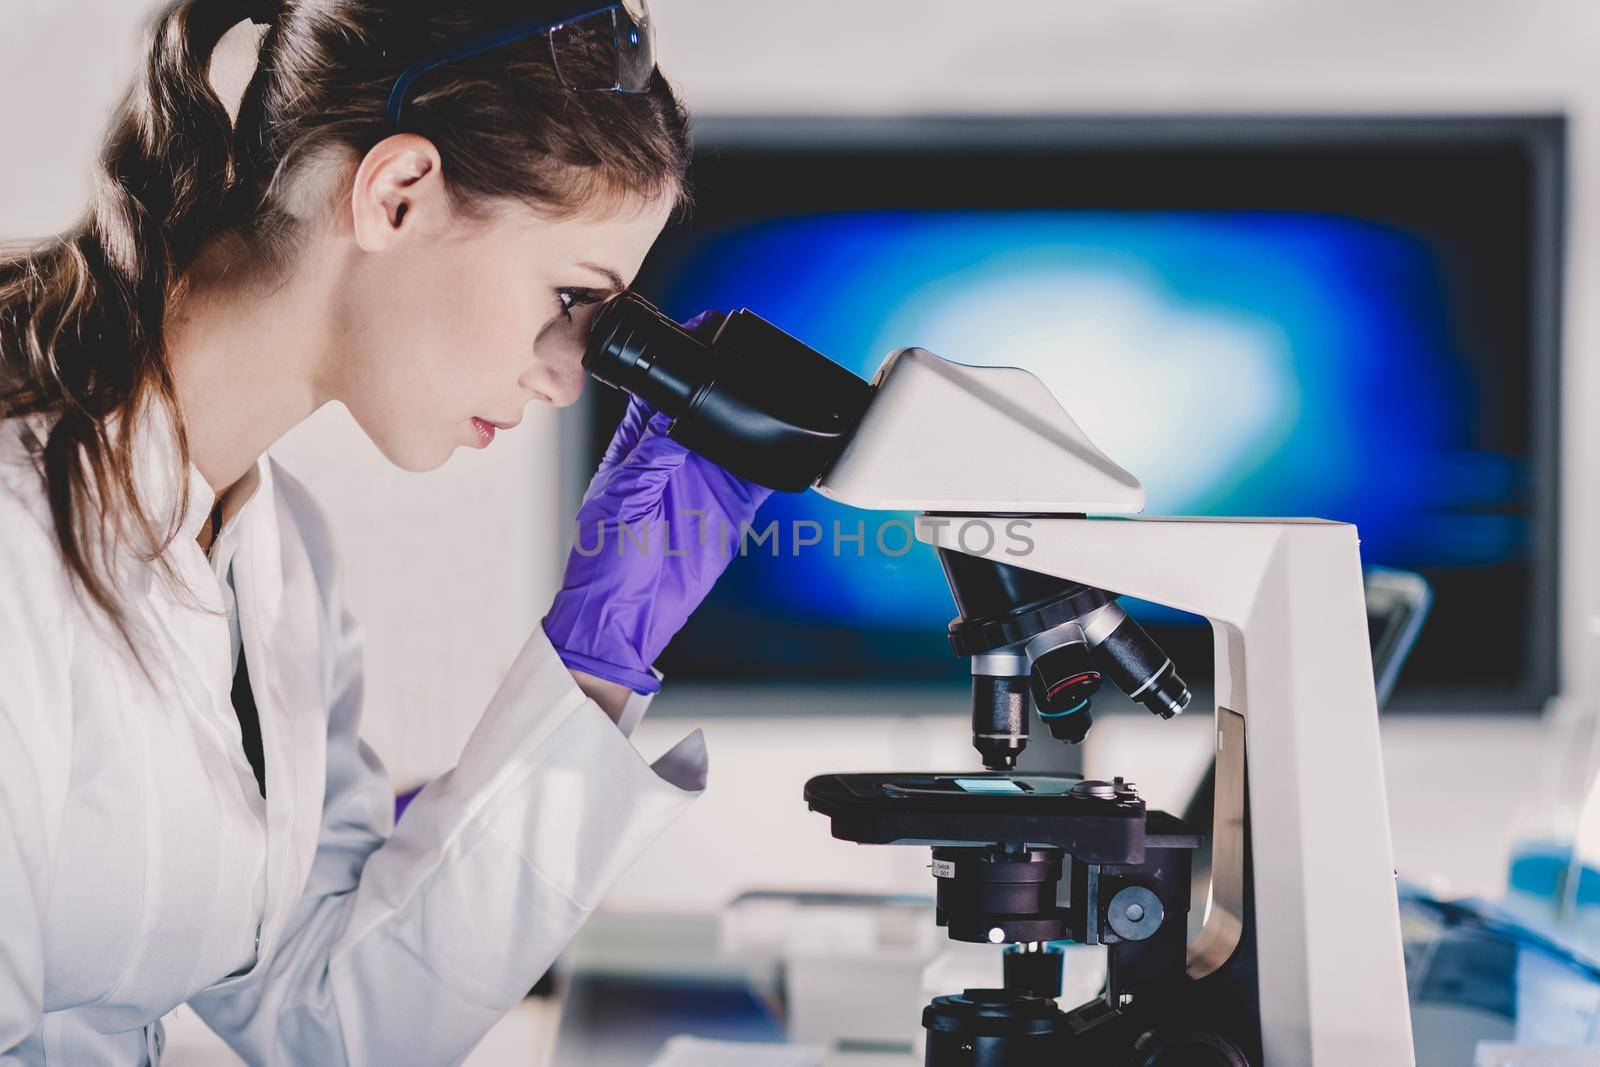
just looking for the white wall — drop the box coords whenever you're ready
[5,0,1598,900]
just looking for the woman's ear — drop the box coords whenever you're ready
[348,134,445,252]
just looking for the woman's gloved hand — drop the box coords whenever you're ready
[542,312,774,694]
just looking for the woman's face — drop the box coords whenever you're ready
[327,135,675,471]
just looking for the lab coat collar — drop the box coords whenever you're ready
[228,458,305,962]
[128,399,268,551]
[27,400,267,614]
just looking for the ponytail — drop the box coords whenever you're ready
[0,0,251,648]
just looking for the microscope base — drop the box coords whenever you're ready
[921,975,1260,1067]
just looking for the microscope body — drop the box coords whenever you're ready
[812,346,1415,1065]
[585,296,1414,1065]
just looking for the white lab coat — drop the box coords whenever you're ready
[0,409,706,1066]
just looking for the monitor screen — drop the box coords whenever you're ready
[588,117,1562,711]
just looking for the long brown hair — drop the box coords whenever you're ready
[0,0,691,649]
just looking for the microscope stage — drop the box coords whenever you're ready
[805,772,1200,865]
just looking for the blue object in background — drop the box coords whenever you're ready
[1403,884,1600,1053]
[644,210,1510,635]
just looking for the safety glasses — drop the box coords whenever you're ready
[384,0,656,126]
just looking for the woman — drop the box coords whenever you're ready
[0,1,768,1062]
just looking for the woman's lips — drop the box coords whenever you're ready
[470,417,495,447]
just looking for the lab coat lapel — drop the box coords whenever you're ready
[232,459,326,956]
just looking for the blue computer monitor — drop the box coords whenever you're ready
[591,117,1563,711]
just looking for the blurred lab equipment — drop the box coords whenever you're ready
[1402,884,1600,1063]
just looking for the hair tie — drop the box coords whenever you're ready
[247,0,282,26]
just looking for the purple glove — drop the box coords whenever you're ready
[542,314,774,694]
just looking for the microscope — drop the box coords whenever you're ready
[585,295,1415,1066]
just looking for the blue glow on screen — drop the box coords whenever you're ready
[646,210,1518,630]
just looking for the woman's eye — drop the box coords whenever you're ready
[555,286,605,320]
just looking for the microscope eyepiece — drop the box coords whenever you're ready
[584,292,716,413]
[584,292,875,492]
